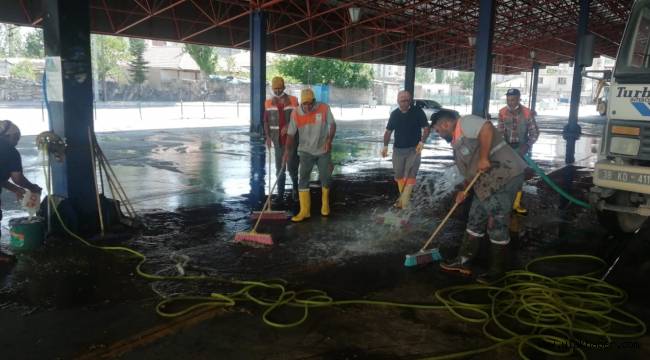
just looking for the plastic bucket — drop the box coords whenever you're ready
[9,216,45,253]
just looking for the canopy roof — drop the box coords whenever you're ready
[1,0,632,74]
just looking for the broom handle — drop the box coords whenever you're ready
[268,144,273,211]
[419,171,482,252]
[251,161,286,233]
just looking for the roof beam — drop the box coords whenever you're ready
[116,0,188,34]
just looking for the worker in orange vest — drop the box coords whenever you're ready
[283,89,336,222]
[263,77,300,201]
[497,88,539,215]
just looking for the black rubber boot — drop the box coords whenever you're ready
[277,175,286,201]
[477,243,508,284]
[291,178,299,202]
[440,233,480,276]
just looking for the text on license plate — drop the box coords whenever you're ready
[598,169,650,185]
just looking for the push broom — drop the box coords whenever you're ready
[235,161,287,245]
[250,145,289,221]
[404,171,482,267]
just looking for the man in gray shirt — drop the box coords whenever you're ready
[283,89,336,222]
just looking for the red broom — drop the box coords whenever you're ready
[235,159,287,245]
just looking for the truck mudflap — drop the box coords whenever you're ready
[593,162,650,195]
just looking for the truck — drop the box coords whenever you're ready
[586,0,650,233]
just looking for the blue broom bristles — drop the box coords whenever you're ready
[404,248,442,267]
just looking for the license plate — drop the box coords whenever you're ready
[598,169,650,185]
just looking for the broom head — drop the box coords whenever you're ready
[404,248,442,267]
[250,210,289,221]
[234,231,273,245]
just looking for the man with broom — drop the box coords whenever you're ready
[263,76,300,201]
[283,88,336,222]
[429,110,526,283]
[381,90,430,209]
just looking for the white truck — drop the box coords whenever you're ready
[587,0,650,233]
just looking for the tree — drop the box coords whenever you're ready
[0,24,23,57]
[128,38,148,85]
[415,68,433,83]
[275,56,373,88]
[224,55,236,74]
[24,29,44,58]
[184,44,217,76]
[453,72,475,90]
[435,69,445,84]
[92,35,129,100]
[10,60,37,81]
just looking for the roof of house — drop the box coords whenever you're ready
[143,46,200,72]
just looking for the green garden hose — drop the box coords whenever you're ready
[523,154,591,209]
[41,148,645,359]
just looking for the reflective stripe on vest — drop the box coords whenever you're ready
[265,96,299,128]
[294,103,328,128]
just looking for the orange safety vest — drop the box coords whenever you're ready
[498,105,533,144]
[264,95,298,144]
[292,103,329,129]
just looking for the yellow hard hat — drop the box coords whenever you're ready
[300,88,315,103]
[271,76,285,89]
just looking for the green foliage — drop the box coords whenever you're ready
[275,56,373,88]
[452,72,475,90]
[128,38,148,85]
[92,34,129,82]
[415,68,433,84]
[0,24,23,57]
[435,69,445,83]
[10,60,37,81]
[24,30,44,58]
[184,44,217,75]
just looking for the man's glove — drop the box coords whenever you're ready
[415,141,424,154]
[381,146,388,158]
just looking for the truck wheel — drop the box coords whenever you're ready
[597,192,648,234]
[617,212,647,233]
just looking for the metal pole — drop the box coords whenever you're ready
[249,10,267,134]
[405,40,416,96]
[564,0,590,164]
[471,0,496,117]
[531,62,540,113]
[43,0,98,220]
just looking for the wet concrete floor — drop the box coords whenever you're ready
[1,116,649,359]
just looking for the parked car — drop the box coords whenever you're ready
[389,98,442,120]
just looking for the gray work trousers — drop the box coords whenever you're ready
[298,151,332,190]
[271,138,299,194]
[466,174,524,245]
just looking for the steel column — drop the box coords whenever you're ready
[471,0,496,117]
[531,62,540,113]
[249,10,267,201]
[250,10,267,135]
[42,0,98,224]
[564,0,590,164]
[404,40,416,95]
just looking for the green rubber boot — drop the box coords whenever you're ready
[477,243,508,284]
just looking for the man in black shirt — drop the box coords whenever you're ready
[381,90,429,209]
[0,120,42,263]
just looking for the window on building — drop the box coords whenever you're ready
[558,77,567,85]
